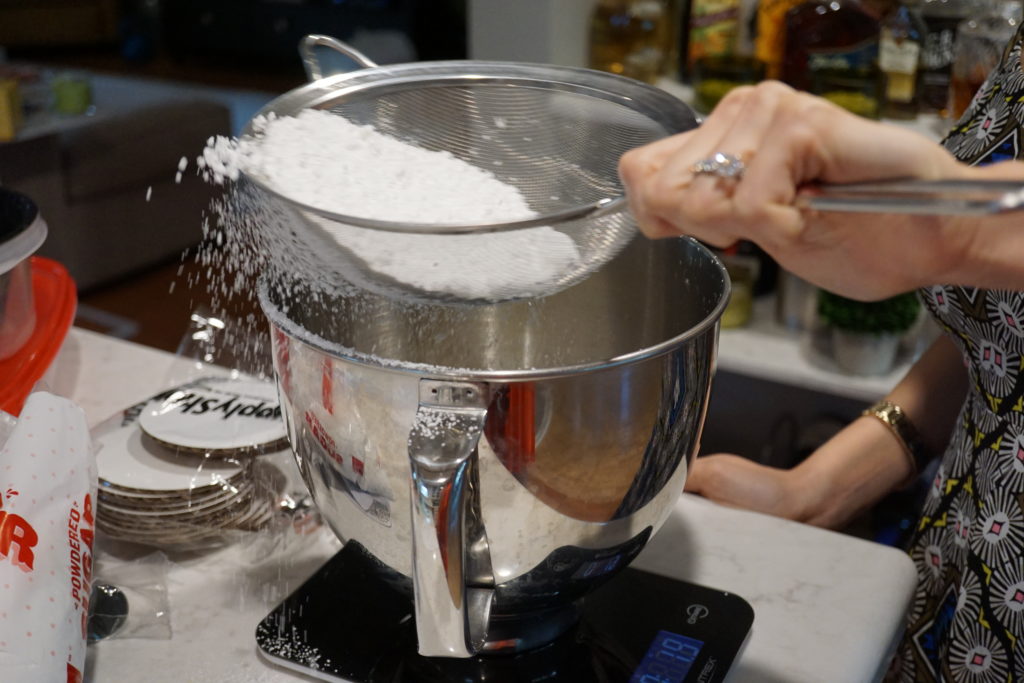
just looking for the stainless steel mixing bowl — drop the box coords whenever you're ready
[259,234,729,658]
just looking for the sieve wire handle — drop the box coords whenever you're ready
[799,179,1024,215]
[299,34,378,82]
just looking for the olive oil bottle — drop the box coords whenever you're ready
[589,0,672,83]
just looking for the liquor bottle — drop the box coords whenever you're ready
[917,0,975,115]
[755,0,806,79]
[715,242,760,328]
[590,0,671,83]
[662,0,688,79]
[687,0,741,69]
[947,0,1022,118]
[878,1,928,119]
[781,0,887,117]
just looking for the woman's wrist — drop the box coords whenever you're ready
[790,416,915,528]
[860,399,928,488]
[944,162,1024,289]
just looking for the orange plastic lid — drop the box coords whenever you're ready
[0,256,77,416]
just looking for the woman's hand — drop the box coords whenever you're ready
[686,337,968,529]
[619,81,977,300]
[685,453,812,522]
[686,434,904,531]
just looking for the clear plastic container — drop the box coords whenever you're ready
[0,256,77,416]
[0,188,48,360]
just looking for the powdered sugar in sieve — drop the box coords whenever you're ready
[200,110,582,302]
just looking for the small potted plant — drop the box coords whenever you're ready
[817,289,922,375]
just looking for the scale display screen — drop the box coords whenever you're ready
[632,631,705,683]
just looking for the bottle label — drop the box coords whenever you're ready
[885,71,917,103]
[880,33,921,75]
[689,0,740,62]
[807,39,880,74]
[920,16,961,72]
[918,15,962,111]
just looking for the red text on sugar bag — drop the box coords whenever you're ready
[68,492,95,639]
[0,488,39,572]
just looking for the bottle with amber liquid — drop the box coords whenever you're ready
[781,0,887,118]
[948,1,1021,119]
[589,0,671,83]
[879,1,928,119]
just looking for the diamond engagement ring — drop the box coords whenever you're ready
[691,152,746,179]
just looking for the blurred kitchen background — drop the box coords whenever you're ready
[2,0,1015,542]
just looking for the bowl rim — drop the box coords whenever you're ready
[257,236,730,381]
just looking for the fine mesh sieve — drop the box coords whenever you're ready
[239,36,699,304]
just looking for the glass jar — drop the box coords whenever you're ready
[590,0,672,83]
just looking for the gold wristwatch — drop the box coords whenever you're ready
[861,399,928,486]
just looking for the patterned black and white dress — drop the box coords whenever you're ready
[893,24,1024,683]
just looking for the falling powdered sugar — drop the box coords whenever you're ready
[200,109,581,301]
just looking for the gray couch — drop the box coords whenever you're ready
[0,99,231,291]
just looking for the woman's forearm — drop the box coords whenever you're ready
[792,335,967,528]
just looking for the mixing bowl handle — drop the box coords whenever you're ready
[407,380,492,658]
[299,34,378,82]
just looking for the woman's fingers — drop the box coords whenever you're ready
[621,82,807,244]
[621,85,761,240]
[622,83,962,243]
[619,132,700,238]
[620,81,992,299]
[685,453,804,521]
[648,84,760,186]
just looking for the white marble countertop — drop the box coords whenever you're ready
[56,328,917,683]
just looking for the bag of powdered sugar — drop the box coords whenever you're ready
[0,392,96,682]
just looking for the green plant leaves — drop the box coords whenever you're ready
[817,290,921,334]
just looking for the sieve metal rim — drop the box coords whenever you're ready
[240,60,698,235]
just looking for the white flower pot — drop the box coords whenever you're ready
[831,328,902,376]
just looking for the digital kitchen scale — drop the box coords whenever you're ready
[256,542,754,683]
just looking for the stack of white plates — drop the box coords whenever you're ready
[94,377,289,548]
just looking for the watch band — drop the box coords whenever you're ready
[861,399,929,487]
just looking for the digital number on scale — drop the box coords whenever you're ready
[631,630,706,683]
